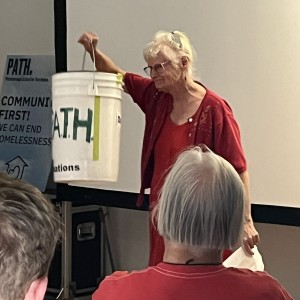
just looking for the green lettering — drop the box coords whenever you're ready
[60,107,73,138]
[73,108,92,142]
[52,111,61,137]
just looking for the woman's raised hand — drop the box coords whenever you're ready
[78,32,99,55]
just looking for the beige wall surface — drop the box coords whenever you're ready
[67,1,300,297]
[0,1,54,77]
[1,1,298,299]
[67,0,300,209]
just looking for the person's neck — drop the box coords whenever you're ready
[163,240,223,265]
[171,77,206,105]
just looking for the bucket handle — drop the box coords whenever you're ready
[82,42,124,96]
[82,41,97,90]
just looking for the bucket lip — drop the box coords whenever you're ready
[52,71,120,78]
[52,94,122,100]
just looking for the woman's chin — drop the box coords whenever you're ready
[154,82,166,92]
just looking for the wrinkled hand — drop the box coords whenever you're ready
[78,32,99,55]
[243,217,260,255]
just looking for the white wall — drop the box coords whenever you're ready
[1,1,298,299]
[0,1,54,73]
[66,1,300,297]
[105,208,149,271]
[255,223,300,299]
[67,0,300,209]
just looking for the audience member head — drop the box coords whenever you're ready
[0,172,61,300]
[157,145,245,252]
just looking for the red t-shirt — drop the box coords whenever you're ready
[92,263,293,300]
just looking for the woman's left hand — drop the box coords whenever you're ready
[243,217,260,255]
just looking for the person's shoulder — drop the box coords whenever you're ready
[107,270,130,279]
[93,267,158,300]
[124,72,153,86]
[203,88,231,107]
[228,267,271,277]
[227,268,293,298]
[123,72,157,101]
[103,267,155,283]
[225,267,278,284]
[92,270,134,300]
[200,89,233,118]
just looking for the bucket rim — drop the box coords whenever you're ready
[52,71,121,76]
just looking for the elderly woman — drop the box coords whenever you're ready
[92,146,292,300]
[78,30,259,265]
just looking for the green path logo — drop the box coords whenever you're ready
[52,107,93,142]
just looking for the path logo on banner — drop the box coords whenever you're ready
[0,55,55,191]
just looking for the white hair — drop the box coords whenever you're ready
[156,145,244,250]
[143,30,197,78]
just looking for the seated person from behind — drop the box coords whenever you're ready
[0,172,61,300]
[93,145,293,300]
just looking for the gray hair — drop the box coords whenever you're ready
[156,145,244,250]
[143,30,197,78]
[0,172,61,300]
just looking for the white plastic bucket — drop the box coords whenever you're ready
[52,71,122,183]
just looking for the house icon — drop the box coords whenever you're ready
[5,156,28,179]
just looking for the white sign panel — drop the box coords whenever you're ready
[0,55,55,191]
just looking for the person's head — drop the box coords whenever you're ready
[143,30,196,90]
[156,145,244,251]
[0,172,61,300]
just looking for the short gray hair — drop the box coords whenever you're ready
[156,145,244,250]
[0,172,61,300]
[143,30,197,78]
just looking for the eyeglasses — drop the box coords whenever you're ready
[143,60,171,76]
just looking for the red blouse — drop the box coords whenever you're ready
[124,72,247,207]
[150,115,190,207]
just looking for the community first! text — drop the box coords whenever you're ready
[0,95,51,121]
[0,109,30,121]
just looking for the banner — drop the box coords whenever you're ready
[0,55,55,191]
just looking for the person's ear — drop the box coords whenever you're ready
[24,277,48,300]
[180,56,188,68]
